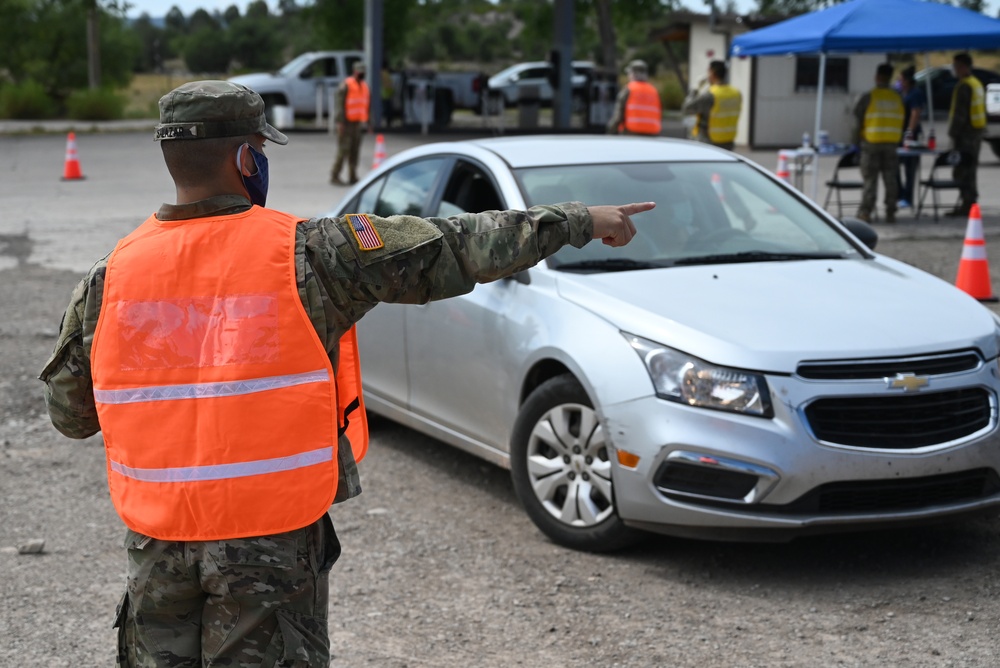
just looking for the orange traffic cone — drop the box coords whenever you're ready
[60,132,84,181]
[775,149,791,184]
[371,133,387,170]
[955,204,998,302]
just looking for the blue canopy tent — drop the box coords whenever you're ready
[730,0,1000,197]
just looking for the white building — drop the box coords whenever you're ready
[654,11,887,149]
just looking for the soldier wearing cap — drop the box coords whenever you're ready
[607,59,662,136]
[682,60,743,150]
[331,61,370,185]
[40,79,652,666]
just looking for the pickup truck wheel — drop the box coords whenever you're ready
[510,374,643,553]
[433,89,454,127]
[988,138,1000,161]
[260,94,287,122]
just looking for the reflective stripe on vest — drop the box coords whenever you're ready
[950,76,986,130]
[863,88,904,144]
[623,81,662,135]
[91,207,367,541]
[345,77,370,123]
[706,84,742,144]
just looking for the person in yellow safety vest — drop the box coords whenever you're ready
[606,59,662,136]
[852,63,904,223]
[331,61,370,185]
[41,79,652,666]
[682,60,743,150]
[947,52,986,218]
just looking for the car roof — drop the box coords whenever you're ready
[465,135,740,169]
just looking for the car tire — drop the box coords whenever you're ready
[510,374,642,552]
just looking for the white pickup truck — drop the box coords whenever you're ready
[986,83,1000,159]
[229,51,364,119]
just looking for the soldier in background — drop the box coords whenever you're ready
[40,80,651,667]
[948,52,986,218]
[853,63,904,223]
[606,59,662,136]
[331,61,369,185]
[682,60,743,150]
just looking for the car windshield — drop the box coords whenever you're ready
[278,54,313,77]
[516,161,864,271]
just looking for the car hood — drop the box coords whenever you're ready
[555,257,998,372]
[228,73,283,89]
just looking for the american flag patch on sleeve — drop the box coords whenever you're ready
[347,213,384,251]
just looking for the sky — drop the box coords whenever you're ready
[122,0,1000,21]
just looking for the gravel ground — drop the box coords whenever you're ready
[2,131,1000,667]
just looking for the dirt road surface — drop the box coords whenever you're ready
[2,130,1000,667]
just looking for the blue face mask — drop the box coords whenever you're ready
[237,143,269,207]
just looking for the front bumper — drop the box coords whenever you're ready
[604,365,1000,541]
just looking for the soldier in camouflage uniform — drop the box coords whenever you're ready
[330,61,368,186]
[39,80,651,667]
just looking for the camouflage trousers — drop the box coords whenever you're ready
[858,142,899,219]
[115,514,340,667]
[331,122,363,182]
[952,131,983,211]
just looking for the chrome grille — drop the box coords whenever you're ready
[796,351,982,380]
[805,388,992,449]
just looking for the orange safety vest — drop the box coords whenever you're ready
[91,207,368,542]
[345,76,370,123]
[623,81,662,135]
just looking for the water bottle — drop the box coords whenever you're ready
[818,130,830,152]
[903,130,913,148]
[802,132,811,148]
[927,128,937,150]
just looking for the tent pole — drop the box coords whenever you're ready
[924,52,935,136]
[812,52,826,200]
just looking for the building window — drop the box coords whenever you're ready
[794,56,849,93]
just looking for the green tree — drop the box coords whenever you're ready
[183,26,232,73]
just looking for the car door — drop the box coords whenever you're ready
[403,159,514,451]
[348,157,448,411]
[290,55,341,115]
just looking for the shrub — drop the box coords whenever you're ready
[0,80,57,119]
[66,88,126,120]
[658,78,685,111]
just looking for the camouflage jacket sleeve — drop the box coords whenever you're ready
[303,202,592,330]
[606,88,629,133]
[38,259,107,439]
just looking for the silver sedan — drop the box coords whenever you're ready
[330,135,1000,552]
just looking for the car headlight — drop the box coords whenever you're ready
[625,333,773,418]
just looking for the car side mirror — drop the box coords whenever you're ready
[841,217,878,250]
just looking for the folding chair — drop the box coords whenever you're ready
[823,149,863,218]
[915,151,961,222]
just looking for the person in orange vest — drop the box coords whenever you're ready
[948,52,986,218]
[682,60,743,151]
[331,61,370,185]
[606,59,662,136]
[39,80,652,666]
[853,63,905,223]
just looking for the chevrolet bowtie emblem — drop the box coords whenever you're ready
[886,373,929,392]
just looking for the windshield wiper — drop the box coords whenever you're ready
[674,251,848,266]
[555,258,666,272]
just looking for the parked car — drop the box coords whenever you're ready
[329,135,1000,552]
[229,51,364,119]
[914,65,1000,116]
[486,60,594,108]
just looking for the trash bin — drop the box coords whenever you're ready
[271,105,294,130]
[402,71,436,129]
[519,85,541,129]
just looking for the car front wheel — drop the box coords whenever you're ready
[510,374,641,552]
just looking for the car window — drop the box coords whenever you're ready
[353,176,385,214]
[436,161,504,216]
[517,162,862,268]
[375,158,445,217]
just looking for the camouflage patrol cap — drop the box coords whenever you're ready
[154,80,288,144]
[352,61,366,74]
[625,59,648,74]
